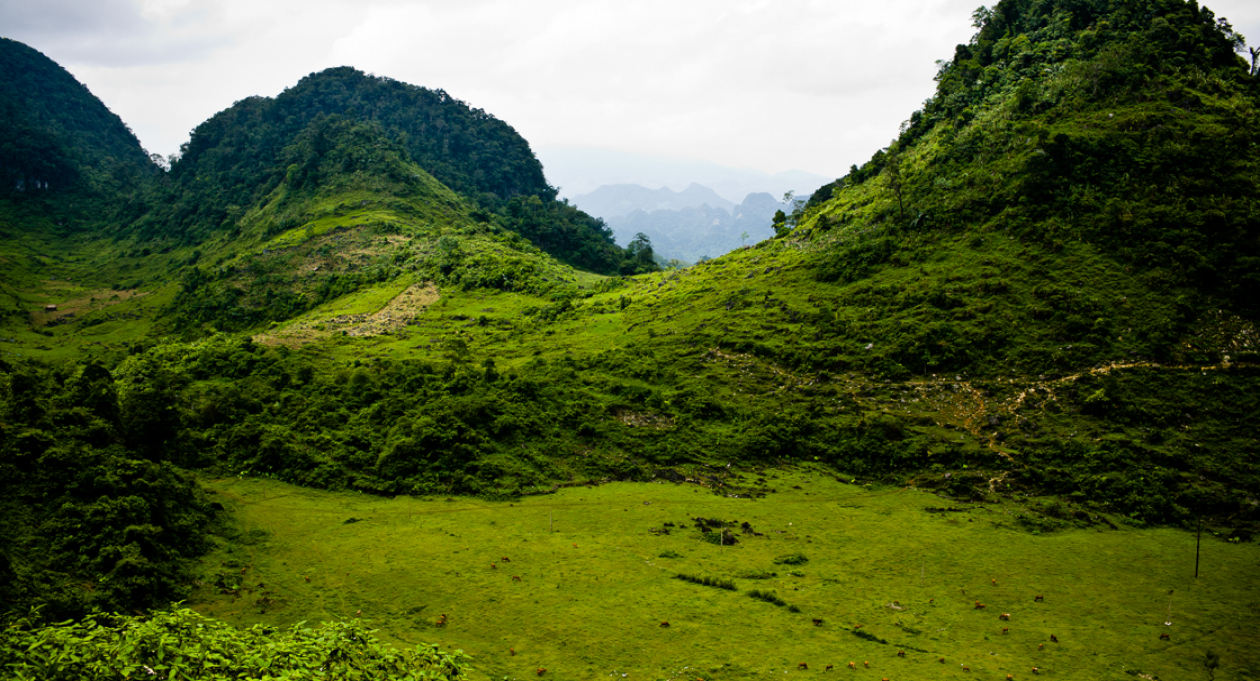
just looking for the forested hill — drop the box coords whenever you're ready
[804,0,1259,318]
[0,38,156,207]
[124,66,629,274]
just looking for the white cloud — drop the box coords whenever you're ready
[5,0,1258,179]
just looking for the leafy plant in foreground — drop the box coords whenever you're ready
[0,607,471,681]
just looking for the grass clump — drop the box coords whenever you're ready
[674,573,736,591]
[747,590,788,607]
[658,550,682,559]
[773,552,808,566]
[735,570,777,579]
[852,628,890,645]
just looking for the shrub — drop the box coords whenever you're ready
[674,573,736,591]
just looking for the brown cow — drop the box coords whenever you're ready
[1050,634,1058,643]
[975,601,987,609]
[660,621,670,627]
[1034,594,1044,602]
[1159,632,1170,641]
[999,613,1011,621]
[512,575,522,581]
[798,663,808,670]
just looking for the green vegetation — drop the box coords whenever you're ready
[0,607,469,681]
[674,573,737,590]
[187,474,1260,681]
[0,0,1258,677]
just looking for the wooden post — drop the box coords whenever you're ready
[1195,516,1202,578]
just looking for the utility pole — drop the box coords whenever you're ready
[1195,516,1202,578]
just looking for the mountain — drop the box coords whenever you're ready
[571,183,736,218]
[1,0,1259,641]
[604,191,783,262]
[0,37,155,202]
[571,184,800,262]
[537,144,832,203]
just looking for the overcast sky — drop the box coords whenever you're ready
[4,0,1259,180]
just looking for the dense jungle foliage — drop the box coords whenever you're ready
[0,359,215,620]
[0,608,469,681]
[0,38,157,231]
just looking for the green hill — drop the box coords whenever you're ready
[0,0,1258,662]
[0,37,156,204]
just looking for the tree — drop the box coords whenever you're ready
[622,232,658,274]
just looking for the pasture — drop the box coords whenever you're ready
[193,470,1260,681]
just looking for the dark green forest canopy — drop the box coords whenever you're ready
[0,38,156,209]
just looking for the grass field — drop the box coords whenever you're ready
[193,470,1260,681]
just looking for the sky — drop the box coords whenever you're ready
[4,0,1260,182]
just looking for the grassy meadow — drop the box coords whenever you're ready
[194,470,1260,681]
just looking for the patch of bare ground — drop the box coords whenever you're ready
[31,286,151,327]
[255,282,440,347]
[614,409,675,429]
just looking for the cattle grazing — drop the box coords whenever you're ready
[1034,595,1044,602]
[1007,675,1014,680]
[510,648,516,656]
[962,665,971,672]
[939,657,946,664]
[660,621,670,627]
[1038,644,1044,651]
[491,563,497,569]
[537,668,546,676]
[975,601,987,609]
[798,663,808,670]
[848,662,856,670]
[812,618,824,626]
[825,665,833,671]
[999,613,1011,621]
[897,651,906,657]
[502,557,511,562]
[863,661,869,668]
[436,614,448,627]
[1050,634,1058,643]
[1002,627,1009,634]
[1032,667,1039,674]
[1159,632,1170,641]
[305,576,310,583]
[513,575,522,581]
[992,579,997,586]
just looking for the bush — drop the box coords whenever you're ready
[674,573,736,591]
[0,607,471,680]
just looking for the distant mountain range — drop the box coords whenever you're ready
[570,183,795,262]
[537,145,833,204]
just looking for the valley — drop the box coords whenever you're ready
[194,472,1260,681]
[2,0,1259,678]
